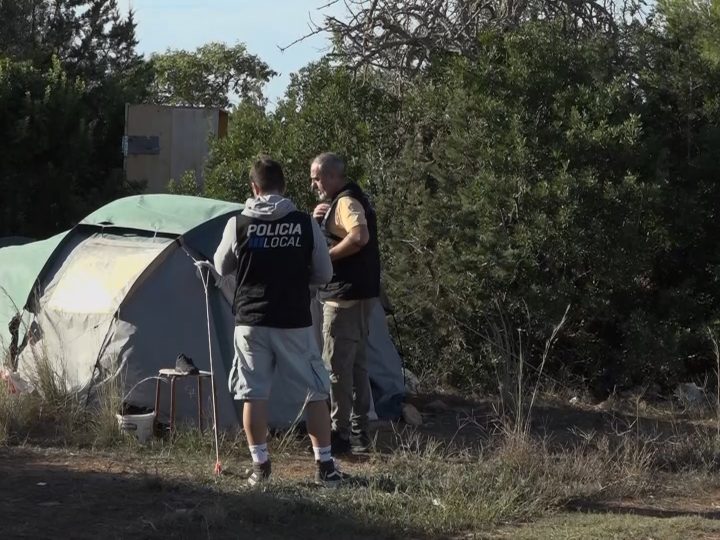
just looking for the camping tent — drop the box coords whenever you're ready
[0,194,404,428]
[0,237,34,249]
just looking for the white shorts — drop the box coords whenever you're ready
[228,325,330,402]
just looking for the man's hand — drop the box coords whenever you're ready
[313,203,331,221]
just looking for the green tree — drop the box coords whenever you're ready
[168,170,203,196]
[204,101,276,202]
[204,61,401,209]
[149,42,276,108]
[0,0,142,81]
[0,57,96,236]
[205,2,720,396]
[0,0,149,238]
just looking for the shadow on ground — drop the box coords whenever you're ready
[380,393,717,454]
[0,447,416,540]
[565,498,720,521]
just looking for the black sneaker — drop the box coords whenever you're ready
[247,460,271,486]
[176,353,199,375]
[315,459,351,487]
[331,430,352,455]
[350,429,372,453]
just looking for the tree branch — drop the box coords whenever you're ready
[281,0,623,76]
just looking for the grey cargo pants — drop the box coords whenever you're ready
[322,299,373,439]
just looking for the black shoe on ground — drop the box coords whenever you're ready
[315,459,352,487]
[247,459,271,486]
[176,353,199,375]
[330,430,352,455]
[350,429,372,453]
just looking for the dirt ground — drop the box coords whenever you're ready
[2,394,720,539]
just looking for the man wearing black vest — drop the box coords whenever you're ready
[214,156,348,486]
[311,152,381,454]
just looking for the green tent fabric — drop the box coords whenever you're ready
[0,231,69,350]
[0,237,34,248]
[0,194,243,352]
[81,194,243,236]
[0,194,246,429]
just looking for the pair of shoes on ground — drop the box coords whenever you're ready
[246,458,351,488]
[331,429,372,455]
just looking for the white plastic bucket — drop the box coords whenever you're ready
[116,412,155,443]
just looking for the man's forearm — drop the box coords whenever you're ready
[329,235,363,261]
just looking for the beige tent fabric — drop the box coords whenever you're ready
[18,234,172,389]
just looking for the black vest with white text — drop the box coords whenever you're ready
[233,211,314,328]
[319,182,381,301]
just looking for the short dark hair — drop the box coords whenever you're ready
[250,155,285,192]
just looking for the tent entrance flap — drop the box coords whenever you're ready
[17,235,173,388]
[46,236,170,314]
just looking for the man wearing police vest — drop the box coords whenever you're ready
[214,156,349,486]
[311,152,381,454]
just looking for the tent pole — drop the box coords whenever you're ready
[199,263,222,475]
[181,244,223,476]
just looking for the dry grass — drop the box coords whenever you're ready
[5,420,720,540]
[487,301,570,440]
[3,336,720,537]
[123,422,718,538]
[1,350,74,444]
[89,374,126,446]
[0,350,127,447]
[488,513,720,540]
[353,428,659,534]
[0,381,39,445]
[3,387,720,538]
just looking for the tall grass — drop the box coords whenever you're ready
[0,348,128,447]
[708,327,720,439]
[89,374,125,446]
[0,377,40,445]
[488,301,570,439]
[3,353,719,537]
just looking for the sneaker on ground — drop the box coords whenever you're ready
[175,353,199,375]
[247,459,271,486]
[315,459,352,487]
[330,430,352,455]
[350,429,371,453]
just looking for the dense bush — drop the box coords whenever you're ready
[201,1,720,397]
[0,0,151,238]
[5,0,720,397]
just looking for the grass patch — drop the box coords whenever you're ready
[488,513,720,540]
[0,381,39,445]
[3,349,720,538]
[115,426,715,538]
[0,352,130,448]
[301,432,655,535]
[3,406,720,538]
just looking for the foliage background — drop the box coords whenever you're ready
[3,0,720,397]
